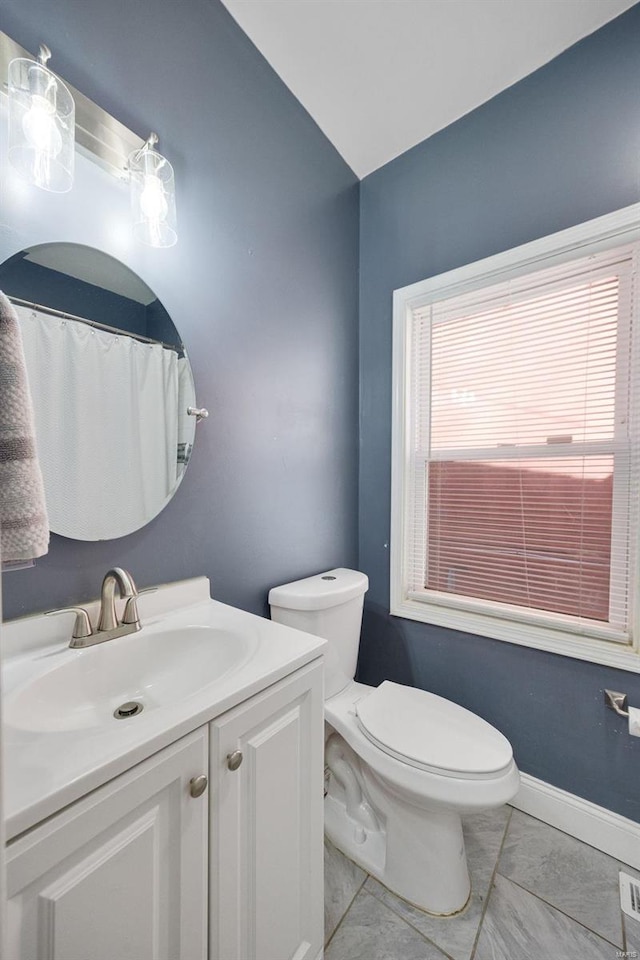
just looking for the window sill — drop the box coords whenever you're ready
[390,596,640,674]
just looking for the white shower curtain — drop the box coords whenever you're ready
[17,305,180,540]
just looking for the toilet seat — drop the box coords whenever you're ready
[355,681,513,780]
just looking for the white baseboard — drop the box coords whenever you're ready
[512,773,640,870]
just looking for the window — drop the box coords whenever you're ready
[391,206,640,671]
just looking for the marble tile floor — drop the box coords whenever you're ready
[324,807,640,960]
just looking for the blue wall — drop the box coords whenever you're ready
[358,4,640,820]
[1,0,359,619]
[1,258,146,340]
[5,0,640,821]
[0,257,179,348]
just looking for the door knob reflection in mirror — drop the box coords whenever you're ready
[187,406,209,422]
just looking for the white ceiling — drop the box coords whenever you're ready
[221,0,637,179]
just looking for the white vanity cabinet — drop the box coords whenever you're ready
[5,727,209,960]
[5,658,324,960]
[210,660,324,960]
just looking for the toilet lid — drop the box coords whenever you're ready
[355,681,513,777]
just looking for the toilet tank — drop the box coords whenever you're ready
[268,568,369,698]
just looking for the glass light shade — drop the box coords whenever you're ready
[128,143,177,248]
[8,57,75,193]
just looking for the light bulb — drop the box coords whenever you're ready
[8,53,74,192]
[139,174,168,221]
[128,134,177,247]
[22,95,62,156]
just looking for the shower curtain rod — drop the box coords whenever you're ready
[8,295,182,353]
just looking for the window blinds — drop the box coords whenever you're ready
[407,246,638,638]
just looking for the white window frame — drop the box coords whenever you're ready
[391,204,640,673]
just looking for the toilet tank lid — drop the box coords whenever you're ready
[268,568,369,611]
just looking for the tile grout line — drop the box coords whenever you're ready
[507,803,640,875]
[363,876,459,960]
[325,811,517,960]
[361,813,515,960]
[622,912,640,954]
[623,908,629,953]
[323,869,369,952]
[504,804,633,950]
[326,809,633,958]
[468,805,514,960]
[493,871,624,951]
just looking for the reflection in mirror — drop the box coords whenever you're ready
[0,243,196,541]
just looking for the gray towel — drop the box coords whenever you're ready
[0,291,49,562]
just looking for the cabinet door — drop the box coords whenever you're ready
[210,660,324,960]
[6,727,208,960]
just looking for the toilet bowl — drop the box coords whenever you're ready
[269,568,520,916]
[324,679,519,914]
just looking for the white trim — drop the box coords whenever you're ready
[396,204,640,306]
[392,597,640,673]
[427,441,623,462]
[390,203,640,668]
[406,591,629,644]
[391,300,413,611]
[512,773,640,871]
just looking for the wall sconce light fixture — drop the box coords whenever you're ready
[128,133,177,248]
[7,44,75,193]
[3,32,178,247]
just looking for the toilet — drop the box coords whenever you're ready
[269,567,520,917]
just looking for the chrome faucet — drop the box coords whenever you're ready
[47,567,144,648]
[97,567,140,634]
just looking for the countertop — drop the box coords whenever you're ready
[1,577,326,841]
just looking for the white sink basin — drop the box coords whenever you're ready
[2,577,326,841]
[4,624,255,733]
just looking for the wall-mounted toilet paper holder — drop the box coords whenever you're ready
[604,689,629,717]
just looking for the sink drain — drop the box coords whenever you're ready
[113,700,144,720]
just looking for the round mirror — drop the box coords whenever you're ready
[0,243,197,541]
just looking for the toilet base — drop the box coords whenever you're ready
[325,794,471,916]
[324,740,471,916]
[325,793,386,880]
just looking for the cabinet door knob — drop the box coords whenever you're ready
[227,750,243,771]
[189,774,208,798]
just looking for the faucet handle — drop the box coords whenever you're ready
[122,586,157,625]
[45,606,93,640]
[138,586,159,597]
